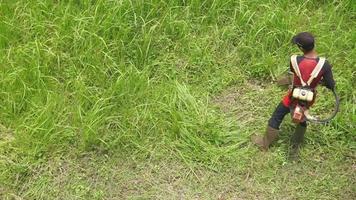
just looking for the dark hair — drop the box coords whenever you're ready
[292,32,315,52]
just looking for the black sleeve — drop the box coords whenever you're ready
[289,61,293,73]
[322,60,335,90]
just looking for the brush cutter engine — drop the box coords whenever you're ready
[292,87,314,102]
[291,103,306,123]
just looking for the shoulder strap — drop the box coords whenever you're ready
[307,57,325,85]
[291,55,326,86]
[290,55,307,86]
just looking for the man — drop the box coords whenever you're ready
[251,32,336,151]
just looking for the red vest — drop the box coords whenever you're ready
[282,57,325,107]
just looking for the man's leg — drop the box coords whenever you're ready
[252,102,290,150]
[289,122,307,159]
[268,102,291,130]
[291,122,307,147]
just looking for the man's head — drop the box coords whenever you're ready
[292,32,315,53]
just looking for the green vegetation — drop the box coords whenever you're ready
[0,0,355,199]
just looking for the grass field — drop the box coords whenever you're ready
[0,0,355,199]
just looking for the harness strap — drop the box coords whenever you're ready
[290,55,325,87]
[307,57,325,85]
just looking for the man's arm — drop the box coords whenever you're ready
[321,60,335,90]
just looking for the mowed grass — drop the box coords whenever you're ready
[0,0,355,199]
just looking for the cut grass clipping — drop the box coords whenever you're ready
[0,0,355,199]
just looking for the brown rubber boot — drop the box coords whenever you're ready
[251,126,279,151]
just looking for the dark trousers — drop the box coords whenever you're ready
[268,102,307,130]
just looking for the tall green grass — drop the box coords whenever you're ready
[0,0,355,198]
